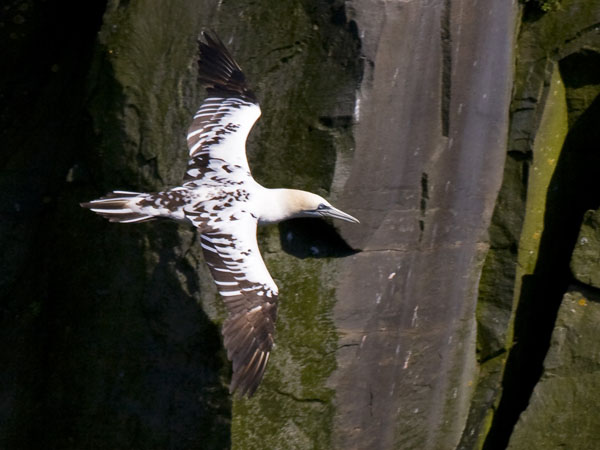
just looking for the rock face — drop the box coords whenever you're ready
[332,1,517,449]
[1,0,599,449]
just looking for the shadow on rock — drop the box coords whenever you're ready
[278,218,359,259]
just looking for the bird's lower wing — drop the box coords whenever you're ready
[200,219,278,396]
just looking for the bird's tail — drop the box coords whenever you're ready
[80,191,156,223]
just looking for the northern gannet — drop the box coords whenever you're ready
[81,32,359,396]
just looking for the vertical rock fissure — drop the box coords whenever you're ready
[440,0,452,138]
[419,171,429,241]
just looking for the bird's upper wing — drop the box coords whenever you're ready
[200,216,278,396]
[184,32,261,186]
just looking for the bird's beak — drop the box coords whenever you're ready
[322,206,360,223]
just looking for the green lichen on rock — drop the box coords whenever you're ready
[570,209,600,289]
[514,63,567,288]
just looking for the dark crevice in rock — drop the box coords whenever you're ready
[440,0,452,137]
[418,219,425,238]
[420,172,429,216]
[560,49,600,88]
[324,342,360,356]
[506,149,532,162]
[318,115,353,129]
[562,21,600,46]
[273,388,327,404]
[571,279,600,300]
[419,172,429,241]
[482,51,600,450]
[478,348,508,365]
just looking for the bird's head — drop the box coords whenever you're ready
[290,190,359,223]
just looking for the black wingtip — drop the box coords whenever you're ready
[197,31,257,102]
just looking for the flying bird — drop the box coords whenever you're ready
[81,32,359,396]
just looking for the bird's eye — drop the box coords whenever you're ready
[317,203,328,210]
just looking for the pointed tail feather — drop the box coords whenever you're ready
[80,191,155,223]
